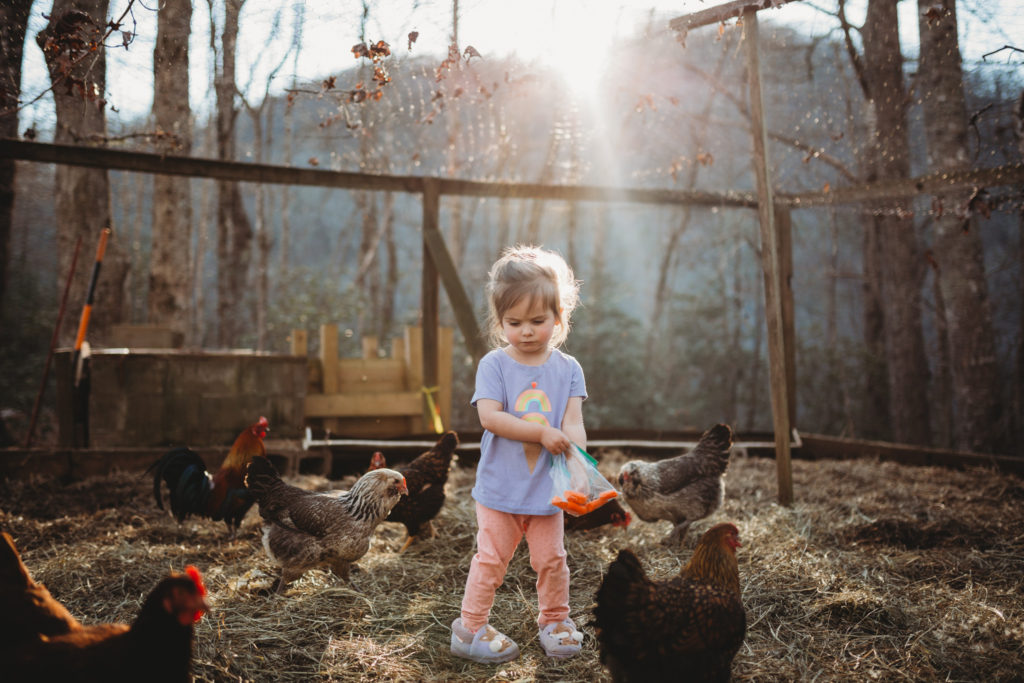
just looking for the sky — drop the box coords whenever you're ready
[17,0,1023,134]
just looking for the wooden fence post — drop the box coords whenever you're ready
[745,7,793,506]
[290,329,308,356]
[320,324,341,434]
[422,179,440,433]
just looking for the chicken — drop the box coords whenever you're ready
[617,423,733,545]
[564,498,632,533]
[245,456,408,593]
[593,522,746,683]
[1,532,209,683]
[148,416,269,537]
[367,431,459,552]
[0,531,80,644]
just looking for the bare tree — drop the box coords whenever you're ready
[859,0,931,444]
[0,0,33,319]
[210,0,252,348]
[239,6,294,350]
[149,0,192,342]
[37,0,128,347]
[916,0,1002,453]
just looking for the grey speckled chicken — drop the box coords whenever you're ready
[617,424,734,545]
[245,456,407,593]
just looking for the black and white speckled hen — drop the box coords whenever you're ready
[593,523,746,683]
[367,431,459,552]
[617,423,733,545]
[245,456,407,593]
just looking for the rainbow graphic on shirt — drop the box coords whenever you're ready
[515,382,552,426]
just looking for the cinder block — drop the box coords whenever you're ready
[109,324,184,349]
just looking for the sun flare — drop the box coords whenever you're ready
[464,1,622,100]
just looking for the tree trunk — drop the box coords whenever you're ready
[38,0,127,347]
[0,0,33,318]
[927,256,953,448]
[214,0,251,348]
[149,0,192,341]
[860,215,889,440]
[917,0,1002,453]
[864,0,931,445]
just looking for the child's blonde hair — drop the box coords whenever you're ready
[485,245,580,349]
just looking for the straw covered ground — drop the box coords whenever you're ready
[1,448,1022,682]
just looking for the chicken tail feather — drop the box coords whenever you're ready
[595,549,648,622]
[148,447,211,519]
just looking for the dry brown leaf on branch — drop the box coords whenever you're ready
[407,31,419,51]
[922,5,945,26]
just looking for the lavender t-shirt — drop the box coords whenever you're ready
[470,347,587,515]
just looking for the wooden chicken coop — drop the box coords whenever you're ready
[295,324,453,440]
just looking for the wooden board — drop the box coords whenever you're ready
[304,391,422,418]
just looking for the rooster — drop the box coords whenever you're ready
[564,498,632,533]
[1,532,209,682]
[367,431,459,552]
[245,456,407,593]
[618,423,733,545]
[593,523,746,683]
[148,416,269,537]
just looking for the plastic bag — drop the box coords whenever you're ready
[549,443,619,516]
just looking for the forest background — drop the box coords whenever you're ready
[0,0,1021,455]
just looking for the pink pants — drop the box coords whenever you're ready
[460,501,570,632]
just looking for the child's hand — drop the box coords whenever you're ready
[540,426,571,456]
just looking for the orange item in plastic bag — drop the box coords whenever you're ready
[550,495,588,515]
[565,490,588,505]
[552,488,619,516]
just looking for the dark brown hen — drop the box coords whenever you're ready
[0,531,80,644]
[1,532,208,683]
[593,523,746,683]
[563,498,631,533]
[368,431,459,552]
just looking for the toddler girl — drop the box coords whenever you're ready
[451,245,587,663]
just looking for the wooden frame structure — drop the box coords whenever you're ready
[1,0,1021,501]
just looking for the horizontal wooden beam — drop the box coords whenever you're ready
[782,162,1024,207]
[5,138,1018,211]
[0,138,756,208]
[669,0,801,34]
[304,391,422,418]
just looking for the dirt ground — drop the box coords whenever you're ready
[1,447,1022,682]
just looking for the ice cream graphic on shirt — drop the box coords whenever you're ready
[515,381,551,426]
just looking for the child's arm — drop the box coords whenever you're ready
[561,396,586,451]
[477,398,573,455]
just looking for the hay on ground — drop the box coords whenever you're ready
[1,450,1022,682]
